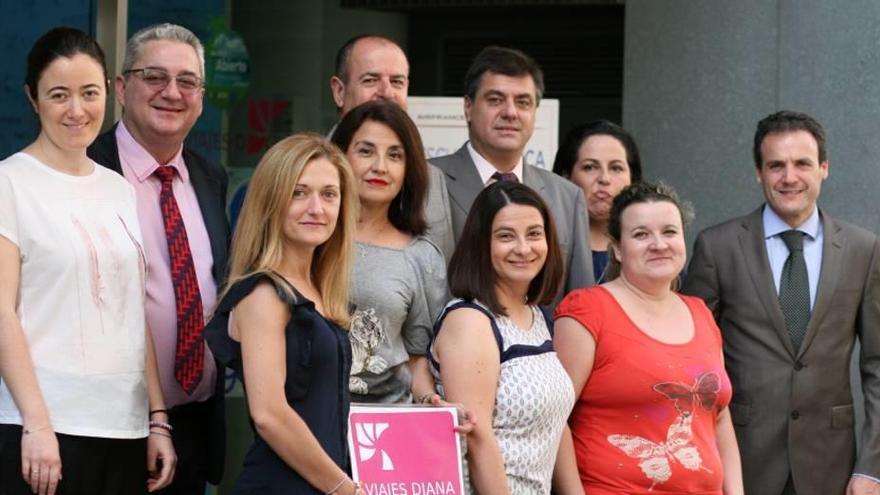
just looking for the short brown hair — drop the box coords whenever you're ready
[753,110,826,168]
[463,46,544,103]
[334,34,403,83]
[606,181,693,287]
[448,181,563,315]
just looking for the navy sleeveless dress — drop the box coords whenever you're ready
[205,273,351,494]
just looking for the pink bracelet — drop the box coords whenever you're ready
[149,420,173,432]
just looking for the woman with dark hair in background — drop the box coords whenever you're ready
[330,101,447,405]
[0,27,174,494]
[553,120,642,283]
[204,134,364,494]
[554,182,743,494]
[427,181,580,494]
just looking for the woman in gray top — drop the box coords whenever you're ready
[331,101,447,404]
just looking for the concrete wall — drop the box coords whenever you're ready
[623,0,880,446]
[623,0,880,239]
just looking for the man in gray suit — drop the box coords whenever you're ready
[431,46,594,296]
[329,34,454,259]
[683,111,880,495]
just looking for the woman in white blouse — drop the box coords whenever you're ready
[0,27,173,495]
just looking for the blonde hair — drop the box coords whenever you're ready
[223,133,357,327]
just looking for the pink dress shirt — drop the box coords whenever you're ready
[115,122,218,407]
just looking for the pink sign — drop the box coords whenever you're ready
[348,405,464,495]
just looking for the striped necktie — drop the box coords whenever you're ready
[154,165,205,394]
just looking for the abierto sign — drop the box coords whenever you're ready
[348,405,465,495]
[407,96,559,170]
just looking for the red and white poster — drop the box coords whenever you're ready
[348,405,465,495]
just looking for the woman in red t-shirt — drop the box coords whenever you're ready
[554,182,744,495]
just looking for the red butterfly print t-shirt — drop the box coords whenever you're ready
[556,286,733,495]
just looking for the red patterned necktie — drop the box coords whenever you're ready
[154,165,204,395]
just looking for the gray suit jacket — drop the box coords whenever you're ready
[431,144,594,302]
[683,206,880,495]
[425,163,455,262]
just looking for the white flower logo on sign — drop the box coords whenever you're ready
[354,422,394,471]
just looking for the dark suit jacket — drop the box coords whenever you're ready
[88,125,230,485]
[431,143,594,301]
[683,206,880,495]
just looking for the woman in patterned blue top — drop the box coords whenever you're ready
[428,182,582,494]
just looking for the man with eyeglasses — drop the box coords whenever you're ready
[88,23,229,494]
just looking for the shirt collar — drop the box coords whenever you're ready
[467,141,524,185]
[762,204,821,241]
[115,121,188,183]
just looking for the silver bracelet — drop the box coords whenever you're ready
[23,425,50,435]
[325,476,349,495]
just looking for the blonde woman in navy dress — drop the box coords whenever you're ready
[205,134,365,494]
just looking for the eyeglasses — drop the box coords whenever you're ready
[124,68,204,94]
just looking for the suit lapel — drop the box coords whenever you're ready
[87,124,124,175]
[444,144,484,216]
[797,210,842,358]
[183,148,228,284]
[738,207,795,356]
[522,164,546,192]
